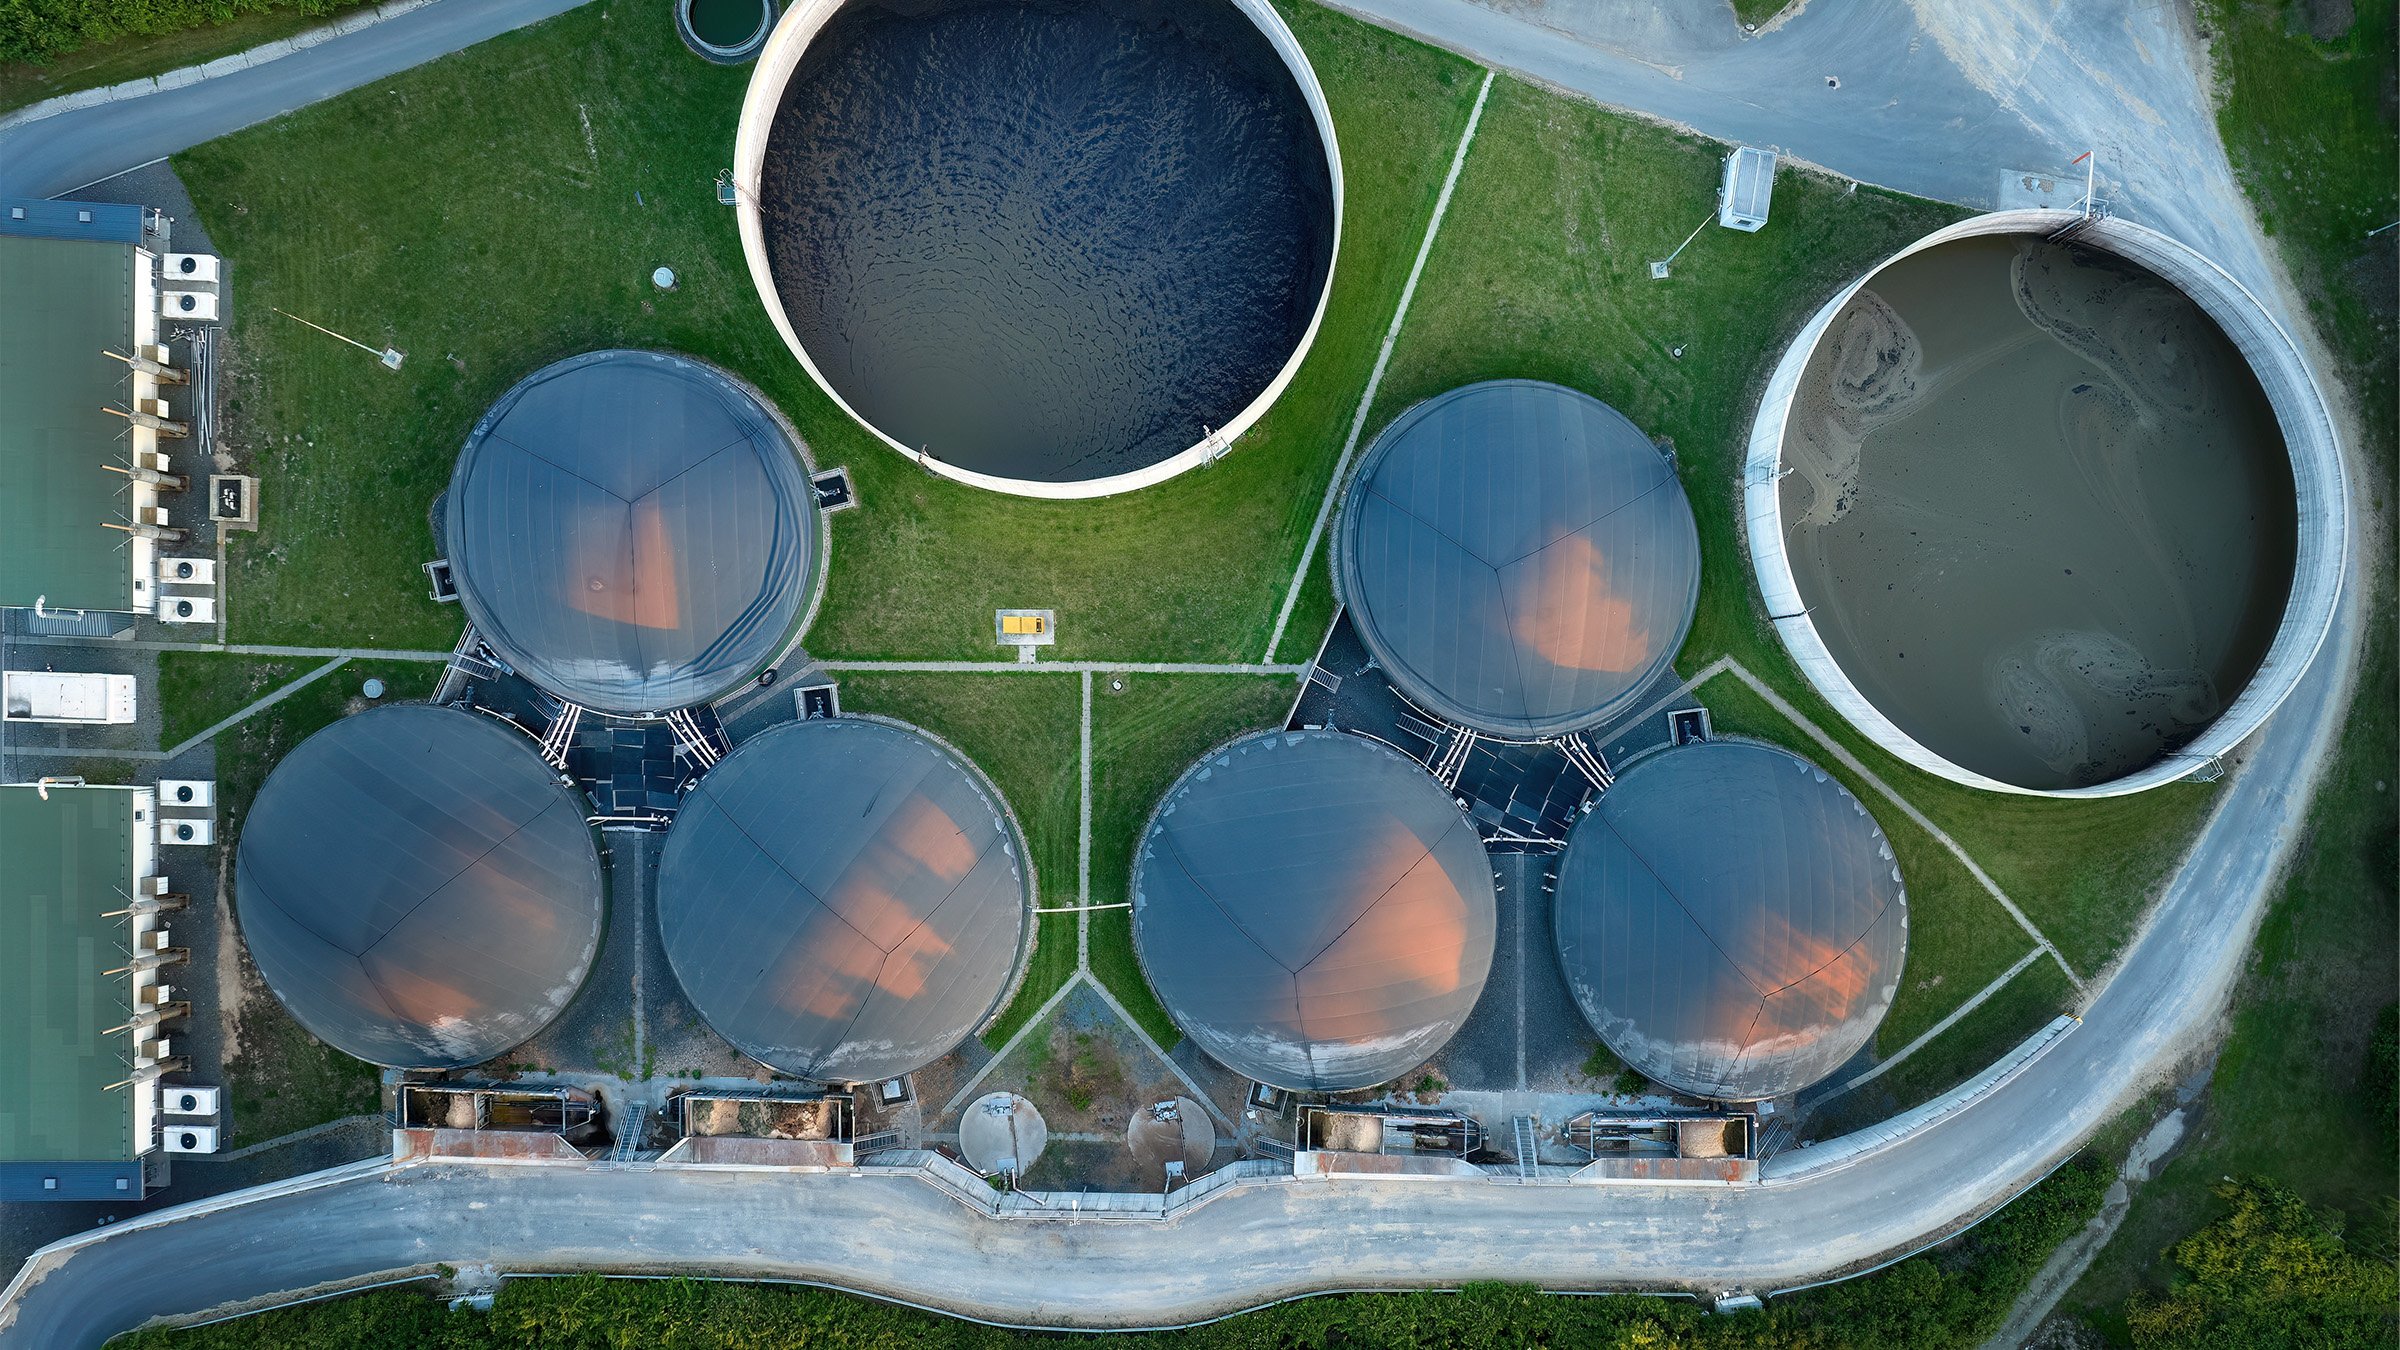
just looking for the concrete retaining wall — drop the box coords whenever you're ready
[730,0,1343,500]
[1742,209,2350,798]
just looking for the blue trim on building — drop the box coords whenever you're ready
[0,1160,144,1202]
[0,199,146,245]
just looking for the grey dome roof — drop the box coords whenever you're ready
[657,718,1030,1083]
[1337,381,1701,737]
[235,704,605,1069]
[1133,730,1497,1092]
[445,349,817,716]
[1554,739,1907,1101]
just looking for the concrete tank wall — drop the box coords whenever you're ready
[1744,209,2348,799]
[732,0,1343,500]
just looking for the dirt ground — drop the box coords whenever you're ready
[938,984,1232,1192]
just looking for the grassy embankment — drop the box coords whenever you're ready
[2060,0,2398,1338]
[0,1,374,119]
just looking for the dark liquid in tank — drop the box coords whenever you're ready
[759,0,1337,484]
[1778,236,2298,790]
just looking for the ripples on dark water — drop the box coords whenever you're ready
[760,0,1336,484]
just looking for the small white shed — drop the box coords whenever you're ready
[1719,147,1777,232]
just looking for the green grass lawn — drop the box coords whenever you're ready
[174,0,1482,663]
[1086,673,1299,1046]
[2059,1,2397,1333]
[155,652,312,749]
[824,673,1082,1049]
[217,659,435,1145]
[0,2,374,119]
[1730,0,1795,28]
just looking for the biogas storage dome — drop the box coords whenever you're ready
[657,717,1031,1084]
[1133,730,1496,1092]
[235,705,605,1069]
[1554,739,1906,1102]
[1749,211,2346,797]
[1338,381,1701,738]
[733,0,1340,497]
[444,350,818,717]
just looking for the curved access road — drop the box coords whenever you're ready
[0,0,2368,1344]
[0,572,2358,1345]
[0,0,594,200]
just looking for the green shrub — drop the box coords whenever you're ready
[0,0,353,66]
[2125,1178,2400,1349]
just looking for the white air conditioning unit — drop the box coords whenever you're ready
[162,253,221,284]
[163,1124,219,1154]
[159,817,213,846]
[163,1085,221,1117]
[156,557,215,587]
[158,779,215,808]
[160,290,219,321]
[158,596,215,625]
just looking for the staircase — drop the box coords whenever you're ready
[1512,1116,1539,1179]
[539,702,583,768]
[594,1102,649,1171]
[1560,734,1613,790]
[666,707,725,769]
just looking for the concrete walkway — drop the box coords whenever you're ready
[0,0,595,199]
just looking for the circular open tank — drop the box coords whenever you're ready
[656,717,1031,1084]
[735,0,1340,497]
[444,350,819,718]
[235,705,606,1069]
[1553,739,1907,1102]
[1132,730,1496,1093]
[1337,380,1701,738]
[1748,212,2344,796]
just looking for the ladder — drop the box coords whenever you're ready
[1434,726,1476,789]
[539,702,583,768]
[1512,1116,1539,1179]
[1560,734,1613,790]
[666,707,723,768]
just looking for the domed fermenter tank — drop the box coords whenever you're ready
[235,704,606,1069]
[1336,380,1701,739]
[656,717,1032,1084]
[1133,729,1496,1092]
[1552,738,1906,1103]
[443,349,819,718]
[1746,210,2347,796]
[731,0,1341,497]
